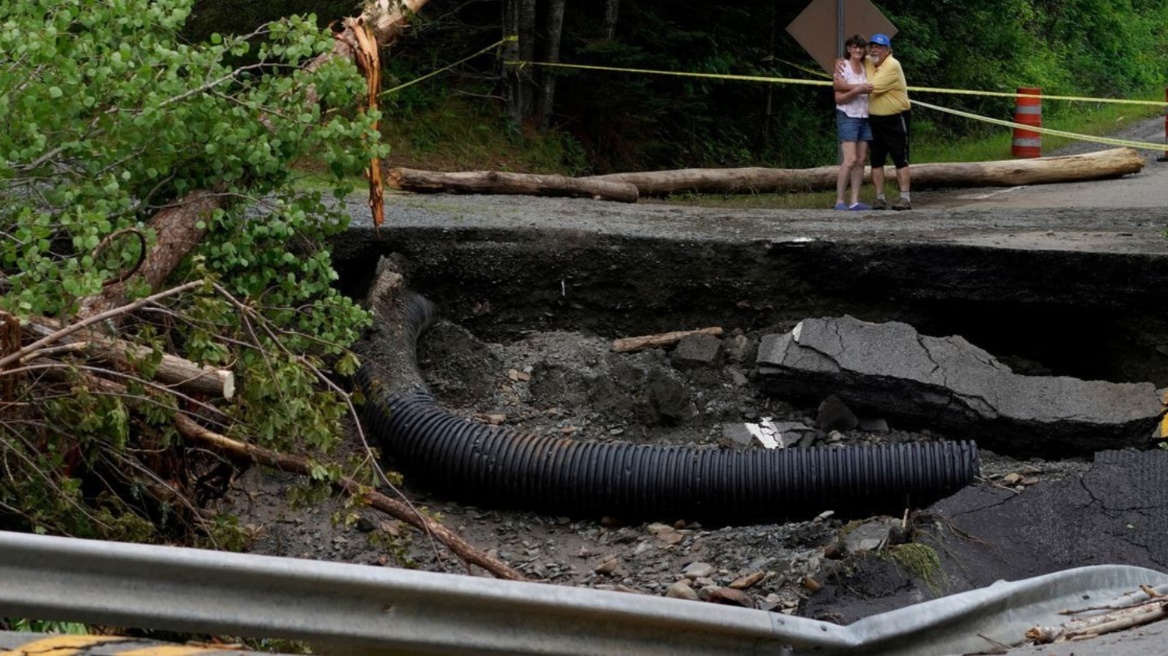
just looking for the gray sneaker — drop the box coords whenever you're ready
[892,198,912,211]
[872,197,887,210]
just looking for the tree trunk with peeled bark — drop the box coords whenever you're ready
[584,148,1145,196]
[537,0,566,131]
[518,0,538,121]
[603,0,620,39]
[387,167,640,202]
[18,314,235,399]
[502,0,523,125]
[77,189,223,320]
[314,0,431,69]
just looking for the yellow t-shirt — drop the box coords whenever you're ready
[864,54,911,116]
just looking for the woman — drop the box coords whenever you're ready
[832,34,874,211]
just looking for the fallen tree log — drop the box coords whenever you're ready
[77,189,224,320]
[583,147,1145,196]
[387,168,640,203]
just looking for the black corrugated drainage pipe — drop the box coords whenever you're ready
[356,274,980,523]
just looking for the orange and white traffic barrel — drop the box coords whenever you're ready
[1011,87,1042,158]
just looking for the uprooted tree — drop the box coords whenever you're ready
[0,0,525,578]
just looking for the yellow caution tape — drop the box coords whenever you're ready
[773,57,835,80]
[514,60,1168,108]
[0,636,249,656]
[763,59,1160,108]
[0,635,123,656]
[506,59,1167,150]
[380,39,508,98]
[509,60,834,88]
[911,85,1167,106]
[913,99,1168,151]
[385,50,1167,149]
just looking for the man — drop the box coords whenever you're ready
[865,33,912,210]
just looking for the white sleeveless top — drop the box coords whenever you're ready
[835,61,869,118]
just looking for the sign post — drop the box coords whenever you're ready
[837,0,844,73]
[787,0,897,74]
[789,0,897,165]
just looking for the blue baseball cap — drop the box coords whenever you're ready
[869,33,891,47]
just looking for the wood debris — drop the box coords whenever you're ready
[1028,599,1168,644]
[612,327,723,353]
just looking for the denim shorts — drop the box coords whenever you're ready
[836,110,872,142]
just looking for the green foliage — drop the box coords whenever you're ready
[0,0,378,543]
[880,542,945,594]
[380,93,591,175]
[181,0,1168,183]
[373,0,1168,172]
[553,1,833,170]
[878,0,1168,130]
[199,514,256,552]
[366,519,417,568]
[4,618,89,635]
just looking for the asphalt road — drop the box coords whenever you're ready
[351,117,1168,258]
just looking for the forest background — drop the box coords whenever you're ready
[191,0,1168,174]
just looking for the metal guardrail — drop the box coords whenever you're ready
[1,531,1166,655]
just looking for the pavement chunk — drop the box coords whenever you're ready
[757,316,1164,456]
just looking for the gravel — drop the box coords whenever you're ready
[224,315,1087,614]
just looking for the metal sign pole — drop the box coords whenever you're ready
[836,0,844,165]
[837,0,844,59]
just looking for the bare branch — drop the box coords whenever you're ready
[173,414,526,581]
[154,63,269,110]
[0,280,204,370]
[0,424,116,536]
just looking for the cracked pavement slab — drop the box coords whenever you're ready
[756,316,1164,457]
[805,449,1168,626]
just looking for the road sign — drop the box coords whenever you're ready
[786,0,897,74]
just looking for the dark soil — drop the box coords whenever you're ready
[224,311,1092,615]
